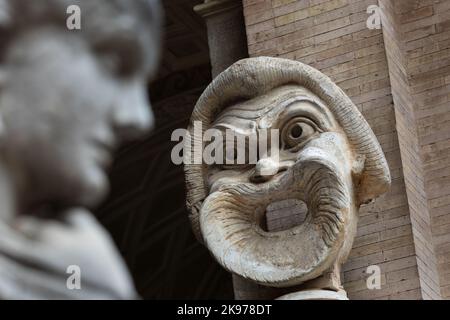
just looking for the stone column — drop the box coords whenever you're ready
[195,0,251,300]
[194,0,248,78]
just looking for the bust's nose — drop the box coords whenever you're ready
[112,83,155,142]
[250,158,292,183]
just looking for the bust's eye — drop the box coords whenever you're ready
[93,38,141,78]
[281,118,318,149]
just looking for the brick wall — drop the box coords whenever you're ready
[242,0,425,299]
[379,0,450,299]
[379,0,441,300]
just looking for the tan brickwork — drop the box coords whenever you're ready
[379,0,442,300]
[380,0,450,299]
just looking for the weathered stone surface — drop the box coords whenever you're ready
[195,0,248,78]
[276,289,349,300]
[184,57,390,298]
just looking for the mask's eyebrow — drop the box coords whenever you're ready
[262,95,335,130]
[215,105,267,124]
[211,121,257,136]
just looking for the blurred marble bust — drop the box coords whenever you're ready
[0,0,162,299]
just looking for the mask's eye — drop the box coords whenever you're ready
[281,118,318,149]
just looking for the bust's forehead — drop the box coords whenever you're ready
[2,0,159,30]
[1,0,161,77]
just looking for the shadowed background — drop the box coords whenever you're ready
[95,0,233,299]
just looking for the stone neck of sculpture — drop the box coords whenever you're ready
[0,157,18,221]
[0,155,59,220]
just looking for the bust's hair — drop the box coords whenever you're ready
[0,0,162,74]
[0,0,162,32]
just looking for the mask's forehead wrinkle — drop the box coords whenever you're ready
[212,120,257,136]
[213,84,335,131]
[257,86,328,129]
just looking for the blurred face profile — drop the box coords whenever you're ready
[0,5,160,210]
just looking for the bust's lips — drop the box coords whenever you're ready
[90,139,116,169]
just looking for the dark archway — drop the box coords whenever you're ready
[95,0,233,299]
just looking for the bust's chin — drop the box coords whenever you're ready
[24,158,112,213]
[70,168,110,210]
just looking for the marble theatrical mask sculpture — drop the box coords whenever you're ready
[185,57,391,298]
[0,0,161,299]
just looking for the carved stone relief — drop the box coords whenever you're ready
[184,57,391,299]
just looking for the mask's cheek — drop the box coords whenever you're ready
[299,132,354,177]
[296,132,360,263]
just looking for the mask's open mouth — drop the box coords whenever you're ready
[262,199,308,232]
[199,152,351,287]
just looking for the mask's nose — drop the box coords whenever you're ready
[112,83,155,143]
[250,158,292,183]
